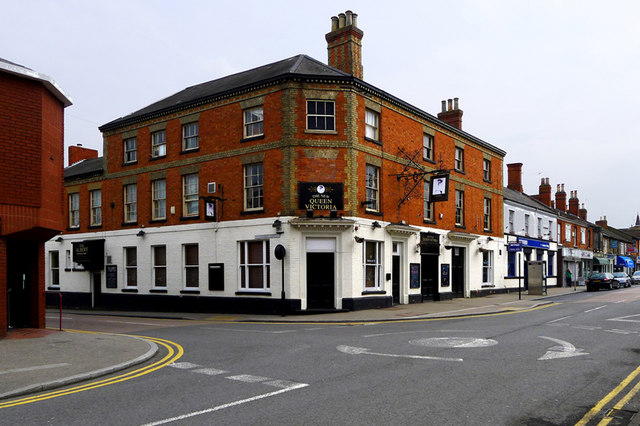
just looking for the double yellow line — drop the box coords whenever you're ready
[0,334,183,409]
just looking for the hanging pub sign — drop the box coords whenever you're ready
[204,199,216,221]
[430,174,449,202]
[298,182,344,211]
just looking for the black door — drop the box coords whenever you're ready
[421,254,438,301]
[7,240,37,328]
[307,252,334,309]
[92,272,102,308]
[392,255,400,304]
[451,247,465,297]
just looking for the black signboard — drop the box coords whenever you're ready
[420,232,440,254]
[208,263,224,291]
[410,263,421,289]
[106,265,117,289]
[298,182,344,211]
[441,264,450,287]
[72,239,105,270]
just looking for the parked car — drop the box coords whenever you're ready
[613,272,632,288]
[586,272,618,291]
[632,271,640,285]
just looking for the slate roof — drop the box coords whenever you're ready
[99,54,506,156]
[64,157,104,181]
[503,187,556,215]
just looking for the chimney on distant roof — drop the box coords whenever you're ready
[537,177,552,207]
[555,184,567,212]
[596,216,608,227]
[437,97,464,130]
[506,163,523,192]
[326,10,364,79]
[69,144,98,166]
[568,190,580,216]
[579,203,588,221]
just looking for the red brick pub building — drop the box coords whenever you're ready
[48,12,506,314]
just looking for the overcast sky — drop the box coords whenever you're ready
[3,0,639,228]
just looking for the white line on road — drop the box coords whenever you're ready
[0,363,70,375]
[193,368,228,376]
[102,320,165,326]
[584,306,607,313]
[547,316,572,324]
[608,314,640,323]
[45,315,73,320]
[337,345,463,362]
[201,327,296,334]
[572,325,602,331]
[605,329,637,335]
[169,362,200,369]
[226,374,270,383]
[364,329,479,338]
[140,383,309,426]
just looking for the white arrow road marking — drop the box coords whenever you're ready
[336,345,463,362]
[608,314,640,323]
[538,336,588,360]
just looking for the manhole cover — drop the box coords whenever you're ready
[409,337,498,348]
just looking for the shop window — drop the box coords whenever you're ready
[239,240,270,290]
[363,240,383,290]
[184,244,199,288]
[482,251,493,285]
[507,252,516,277]
[153,245,167,288]
[125,247,137,288]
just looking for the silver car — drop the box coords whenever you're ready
[631,271,640,285]
[613,272,631,288]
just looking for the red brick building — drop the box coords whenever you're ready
[49,11,506,313]
[0,58,71,337]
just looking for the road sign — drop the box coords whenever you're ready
[508,242,522,252]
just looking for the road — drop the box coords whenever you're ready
[5,287,640,425]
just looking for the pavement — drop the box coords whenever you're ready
[0,285,583,402]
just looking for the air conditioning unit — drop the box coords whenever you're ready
[207,182,217,194]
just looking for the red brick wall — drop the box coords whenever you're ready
[69,145,98,166]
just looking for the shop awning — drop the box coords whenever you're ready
[593,257,611,265]
[616,256,635,268]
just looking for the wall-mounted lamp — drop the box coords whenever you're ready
[444,245,453,250]
[55,236,63,242]
[272,219,284,234]
[372,221,381,229]
[306,209,314,218]
[137,230,145,237]
[354,236,365,243]
[330,209,338,218]
[416,244,421,253]
[487,237,493,241]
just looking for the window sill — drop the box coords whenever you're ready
[88,224,102,229]
[180,289,200,294]
[241,134,265,143]
[121,222,138,227]
[150,155,167,161]
[236,291,272,296]
[241,209,265,215]
[364,137,382,145]
[180,148,200,155]
[365,209,383,217]
[121,161,138,167]
[481,284,495,288]
[47,286,60,291]
[149,218,167,224]
[179,215,200,221]
[150,288,168,293]
[454,169,466,175]
[423,158,436,165]
[71,268,85,272]
[423,219,436,225]
[484,229,493,233]
[122,288,138,293]
[67,227,80,231]
[455,224,466,230]
[304,129,338,135]
[483,179,492,184]
[361,290,386,295]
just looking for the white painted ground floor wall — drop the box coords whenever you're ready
[45,216,517,311]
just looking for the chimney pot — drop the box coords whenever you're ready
[330,16,338,31]
[454,97,459,110]
[441,100,446,112]
[345,10,353,26]
[338,13,346,28]
[447,99,453,111]
[326,11,364,79]
[352,12,358,27]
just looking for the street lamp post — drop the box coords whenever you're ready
[274,244,286,316]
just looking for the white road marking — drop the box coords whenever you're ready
[584,306,607,313]
[226,374,270,383]
[45,315,73,320]
[364,329,478,338]
[0,363,70,375]
[337,345,463,362]
[547,316,572,324]
[193,368,228,376]
[538,336,588,360]
[608,314,640,323]
[103,320,164,326]
[169,362,200,369]
[140,383,309,426]
[409,337,498,348]
[605,329,637,335]
[572,325,602,331]
[263,379,303,389]
[201,327,295,334]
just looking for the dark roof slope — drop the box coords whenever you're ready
[99,54,506,156]
[64,157,103,181]
[503,187,556,214]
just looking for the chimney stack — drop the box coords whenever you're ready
[579,203,588,221]
[555,184,567,212]
[596,216,608,227]
[536,177,552,207]
[506,163,523,192]
[568,190,580,216]
[68,144,98,166]
[326,10,364,79]
[437,97,464,130]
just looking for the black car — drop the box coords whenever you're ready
[586,272,618,291]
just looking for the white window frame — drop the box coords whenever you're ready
[524,214,530,235]
[50,251,60,287]
[243,106,264,138]
[537,217,542,237]
[124,247,137,288]
[455,189,464,226]
[124,184,137,223]
[365,164,380,212]
[423,181,433,221]
[306,100,335,131]
[508,210,515,233]
[182,122,199,151]
[483,198,491,230]
[152,179,166,220]
[423,133,433,161]
[183,244,199,288]
[69,192,79,228]
[455,147,464,171]
[365,109,379,141]
[243,163,263,211]
[363,240,383,290]
[482,250,493,285]
[581,228,586,245]
[565,224,571,242]
[90,189,101,226]
[238,240,270,291]
[152,245,167,288]
[124,137,137,163]
[182,174,199,217]
[151,130,166,158]
[483,159,491,181]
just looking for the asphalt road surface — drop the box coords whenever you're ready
[6,287,640,425]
